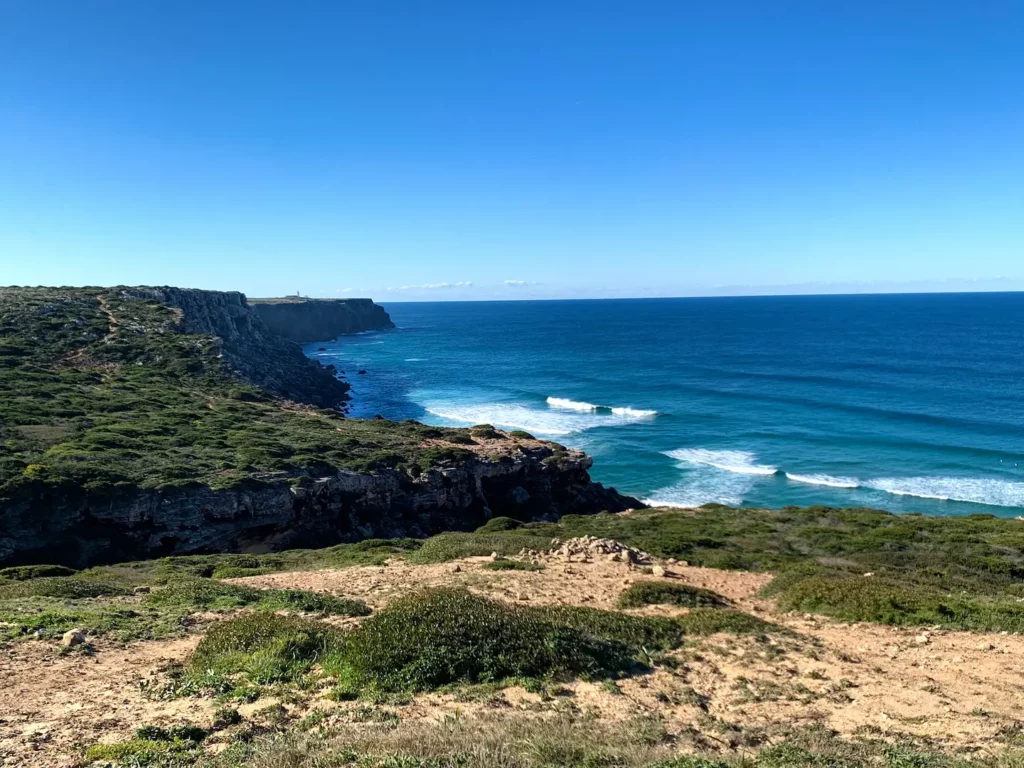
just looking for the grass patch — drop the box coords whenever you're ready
[0,577,128,600]
[482,559,545,572]
[143,580,370,617]
[617,581,730,610]
[189,588,688,696]
[765,569,1024,632]
[328,588,651,693]
[189,612,341,685]
[0,564,77,581]
[409,532,555,564]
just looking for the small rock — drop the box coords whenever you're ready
[651,565,667,577]
[132,586,151,595]
[516,592,528,601]
[976,642,995,651]
[914,633,930,645]
[61,630,86,648]
[607,553,620,562]
[489,551,500,561]
[862,572,874,577]
[452,564,462,573]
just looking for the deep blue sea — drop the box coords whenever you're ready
[308,294,1024,517]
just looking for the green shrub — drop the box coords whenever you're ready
[768,570,1024,632]
[617,581,729,610]
[527,605,685,650]
[189,613,342,684]
[475,516,523,533]
[411,532,554,564]
[508,430,535,439]
[143,580,369,617]
[0,565,77,581]
[328,588,646,692]
[482,559,545,572]
[134,724,208,743]
[0,577,128,600]
[676,608,780,636]
[470,425,503,440]
[213,706,242,728]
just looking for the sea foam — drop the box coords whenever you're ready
[546,397,599,412]
[547,397,658,418]
[665,448,778,476]
[785,473,859,489]
[864,476,1024,508]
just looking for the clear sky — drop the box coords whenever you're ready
[1,2,1022,301]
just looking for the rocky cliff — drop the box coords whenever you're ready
[0,285,640,568]
[127,287,352,406]
[250,297,395,342]
[1,443,636,568]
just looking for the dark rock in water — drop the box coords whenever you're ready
[374,414,385,420]
[358,369,368,375]
[250,297,394,343]
[318,346,327,351]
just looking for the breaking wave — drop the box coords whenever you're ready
[785,473,859,489]
[547,397,599,412]
[863,477,1024,508]
[421,395,659,437]
[547,397,658,418]
[665,448,779,476]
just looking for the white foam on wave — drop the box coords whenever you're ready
[644,447,776,508]
[404,358,425,362]
[547,397,599,412]
[610,406,658,417]
[864,477,1024,508]
[786,473,859,489]
[547,397,658,418]
[421,397,657,437]
[665,448,778,476]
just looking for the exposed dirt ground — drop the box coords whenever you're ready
[4,553,1024,767]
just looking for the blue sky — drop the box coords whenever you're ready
[1,1,1022,301]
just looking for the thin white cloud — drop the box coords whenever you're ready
[504,279,540,287]
[387,281,474,292]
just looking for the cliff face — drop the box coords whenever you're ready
[250,298,395,343]
[0,285,641,569]
[0,446,637,568]
[127,287,352,406]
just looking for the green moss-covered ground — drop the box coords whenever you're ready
[0,287,503,497]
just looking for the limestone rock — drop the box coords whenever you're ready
[61,629,86,648]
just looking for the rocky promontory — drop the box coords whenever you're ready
[250,297,395,342]
[0,286,639,568]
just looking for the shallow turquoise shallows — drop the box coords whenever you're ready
[308,293,1024,518]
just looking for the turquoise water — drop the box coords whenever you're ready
[308,294,1024,517]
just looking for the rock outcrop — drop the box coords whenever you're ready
[0,446,639,568]
[250,297,394,342]
[127,287,352,406]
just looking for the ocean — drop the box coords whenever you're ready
[308,293,1024,518]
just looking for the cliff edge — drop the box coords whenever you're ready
[0,286,639,567]
[250,297,395,342]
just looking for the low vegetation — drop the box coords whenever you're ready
[0,287,510,498]
[187,588,685,697]
[395,505,1024,634]
[618,581,730,610]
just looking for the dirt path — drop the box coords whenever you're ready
[0,636,207,768]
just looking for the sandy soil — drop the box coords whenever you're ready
[4,552,1024,766]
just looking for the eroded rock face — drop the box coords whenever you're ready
[126,287,352,406]
[0,447,640,568]
[250,298,395,343]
